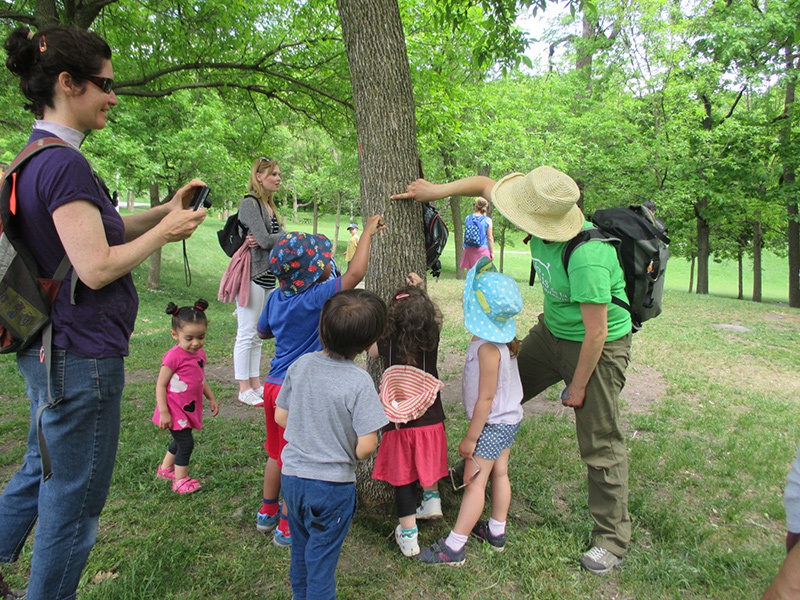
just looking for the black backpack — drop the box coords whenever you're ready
[422,202,448,279]
[562,204,670,331]
[217,195,263,257]
[217,212,246,257]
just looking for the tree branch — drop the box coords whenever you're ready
[116,61,353,111]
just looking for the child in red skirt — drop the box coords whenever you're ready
[370,273,449,557]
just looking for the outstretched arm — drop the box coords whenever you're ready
[54,179,207,290]
[392,176,497,204]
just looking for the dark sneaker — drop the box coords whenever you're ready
[580,546,622,574]
[470,520,506,552]
[417,538,466,566]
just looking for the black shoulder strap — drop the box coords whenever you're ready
[561,228,609,273]
[562,228,632,314]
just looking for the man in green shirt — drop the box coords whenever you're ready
[393,166,632,574]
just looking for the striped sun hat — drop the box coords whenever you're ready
[379,365,444,424]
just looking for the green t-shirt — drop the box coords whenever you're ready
[529,222,632,342]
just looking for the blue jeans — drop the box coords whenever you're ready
[281,475,356,600]
[0,348,124,600]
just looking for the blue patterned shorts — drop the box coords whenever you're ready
[475,421,521,460]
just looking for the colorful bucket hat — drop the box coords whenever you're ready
[379,364,444,424]
[267,232,333,297]
[463,257,523,343]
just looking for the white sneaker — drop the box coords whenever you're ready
[237,389,263,407]
[395,525,420,557]
[580,546,622,574]
[415,497,443,520]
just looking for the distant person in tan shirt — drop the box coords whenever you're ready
[345,223,360,268]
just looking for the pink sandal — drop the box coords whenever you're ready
[172,476,201,494]
[156,465,175,481]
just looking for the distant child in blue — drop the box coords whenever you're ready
[254,216,385,547]
[153,299,219,494]
[275,289,389,600]
[418,258,524,566]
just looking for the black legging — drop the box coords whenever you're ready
[395,482,417,519]
[168,428,195,467]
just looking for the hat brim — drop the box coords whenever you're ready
[379,365,444,424]
[491,172,585,242]
[463,260,518,344]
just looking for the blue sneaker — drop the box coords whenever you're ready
[273,528,292,548]
[256,509,279,534]
[416,538,465,566]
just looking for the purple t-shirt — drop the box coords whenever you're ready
[257,276,342,384]
[15,129,138,357]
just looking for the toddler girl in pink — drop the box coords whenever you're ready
[153,299,219,494]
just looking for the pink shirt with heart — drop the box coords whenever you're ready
[151,345,207,430]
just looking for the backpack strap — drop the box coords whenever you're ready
[3,138,75,482]
[561,228,632,315]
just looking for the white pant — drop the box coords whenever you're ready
[233,280,271,381]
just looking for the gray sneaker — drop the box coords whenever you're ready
[417,538,466,566]
[580,546,622,574]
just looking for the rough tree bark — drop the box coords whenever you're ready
[337,0,427,503]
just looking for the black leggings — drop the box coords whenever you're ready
[395,482,417,519]
[168,428,195,467]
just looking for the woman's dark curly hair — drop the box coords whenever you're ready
[381,285,442,366]
[5,25,111,117]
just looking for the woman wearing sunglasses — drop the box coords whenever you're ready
[0,25,207,599]
[231,156,284,407]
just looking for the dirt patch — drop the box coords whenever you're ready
[127,351,666,425]
[520,366,665,418]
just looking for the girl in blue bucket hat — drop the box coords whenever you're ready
[418,257,524,566]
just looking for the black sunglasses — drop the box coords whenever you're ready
[83,74,114,94]
[257,156,272,169]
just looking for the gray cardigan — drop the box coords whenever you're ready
[237,195,284,279]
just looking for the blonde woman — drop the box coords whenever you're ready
[460,196,494,270]
[234,156,284,406]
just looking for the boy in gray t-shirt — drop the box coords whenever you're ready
[275,289,389,600]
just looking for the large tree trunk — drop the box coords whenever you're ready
[147,182,162,291]
[337,0,425,504]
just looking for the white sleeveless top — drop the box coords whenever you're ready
[461,340,523,425]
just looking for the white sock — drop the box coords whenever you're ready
[488,518,506,537]
[445,531,468,551]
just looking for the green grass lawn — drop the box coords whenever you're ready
[1,212,798,599]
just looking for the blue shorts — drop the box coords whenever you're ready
[475,421,521,460]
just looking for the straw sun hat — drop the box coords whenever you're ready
[491,165,584,242]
